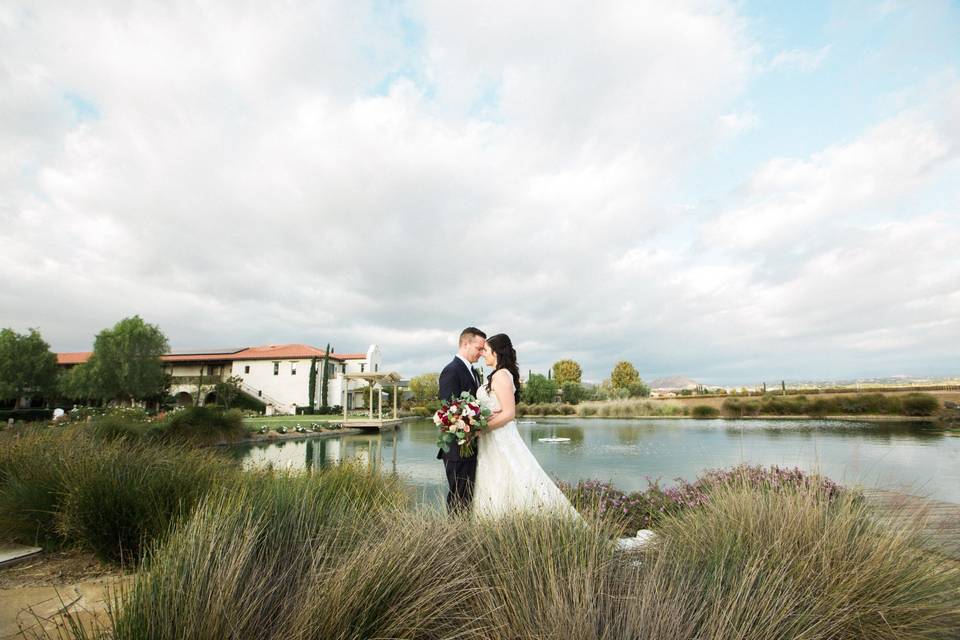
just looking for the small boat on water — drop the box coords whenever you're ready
[517,420,537,425]
[538,437,571,443]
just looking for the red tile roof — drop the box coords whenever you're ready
[56,344,360,365]
[161,352,240,363]
[232,344,351,361]
[57,352,91,365]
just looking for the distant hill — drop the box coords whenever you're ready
[649,375,699,390]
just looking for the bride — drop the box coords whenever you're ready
[472,333,582,521]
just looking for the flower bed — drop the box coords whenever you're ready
[559,464,845,533]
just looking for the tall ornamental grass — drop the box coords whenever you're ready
[57,440,233,563]
[723,392,940,417]
[562,464,843,535]
[581,400,686,418]
[605,479,960,639]
[0,426,235,561]
[55,473,960,640]
[0,428,97,545]
[159,405,248,444]
[471,512,618,639]
[106,465,414,640]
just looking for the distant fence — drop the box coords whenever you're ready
[663,385,960,400]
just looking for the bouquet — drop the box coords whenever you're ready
[434,391,492,458]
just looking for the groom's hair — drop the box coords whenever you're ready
[459,327,487,345]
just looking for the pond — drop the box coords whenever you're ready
[228,418,960,506]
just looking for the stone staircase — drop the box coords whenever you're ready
[238,382,294,415]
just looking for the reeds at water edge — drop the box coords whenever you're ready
[40,466,960,640]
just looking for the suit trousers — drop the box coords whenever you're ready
[443,454,478,515]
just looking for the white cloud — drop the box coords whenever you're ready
[704,102,957,252]
[718,109,759,135]
[769,45,831,72]
[0,1,957,384]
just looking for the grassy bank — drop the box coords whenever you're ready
[5,423,958,639]
[47,470,960,640]
[0,426,235,562]
[515,391,943,419]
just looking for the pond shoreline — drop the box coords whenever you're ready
[214,427,365,447]
[516,414,936,422]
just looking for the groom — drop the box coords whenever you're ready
[437,327,487,515]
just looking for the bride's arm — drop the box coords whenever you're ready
[484,371,516,431]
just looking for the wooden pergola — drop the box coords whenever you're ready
[342,371,403,428]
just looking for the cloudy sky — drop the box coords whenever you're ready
[2,1,958,385]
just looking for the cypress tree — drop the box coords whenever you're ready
[320,343,331,408]
[308,356,318,411]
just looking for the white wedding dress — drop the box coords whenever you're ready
[472,380,582,521]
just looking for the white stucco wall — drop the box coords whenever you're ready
[231,358,312,410]
[225,344,383,414]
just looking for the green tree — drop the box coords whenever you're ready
[627,381,651,398]
[410,373,439,404]
[561,381,586,405]
[610,361,640,390]
[0,328,59,408]
[523,374,558,404]
[552,359,582,386]
[320,344,331,408]
[80,316,169,404]
[59,360,94,401]
[214,375,244,409]
[307,356,318,411]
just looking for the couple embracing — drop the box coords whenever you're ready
[436,327,580,520]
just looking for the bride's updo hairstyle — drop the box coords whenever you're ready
[485,333,522,403]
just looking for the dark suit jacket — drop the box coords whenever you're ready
[436,357,481,461]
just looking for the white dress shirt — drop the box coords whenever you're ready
[456,354,475,379]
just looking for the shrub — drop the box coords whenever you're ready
[160,406,248,444]
[808,397,831,416]
[626,480,960,639]
[284,515,483,639]
[89,414,150,441]
[110,465,410,638]
[60,469,960,640]
[101,406,151,422]
[721,393,936,417]
[523,374,558,404]
[585,400,685,418]
[470,513,618,639]
[560,464,844,535]
[57,441,233,563]
[901,393,939,416]
[0,408,53,423]
[691,405,719,419]
[0,428,96,545]
[561,381,585,405]
[67,406,102,421]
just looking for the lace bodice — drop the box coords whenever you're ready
[476,376,516,414]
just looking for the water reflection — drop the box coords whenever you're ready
[230,418,959,505]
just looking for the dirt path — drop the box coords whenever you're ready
[0,551,127,639]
